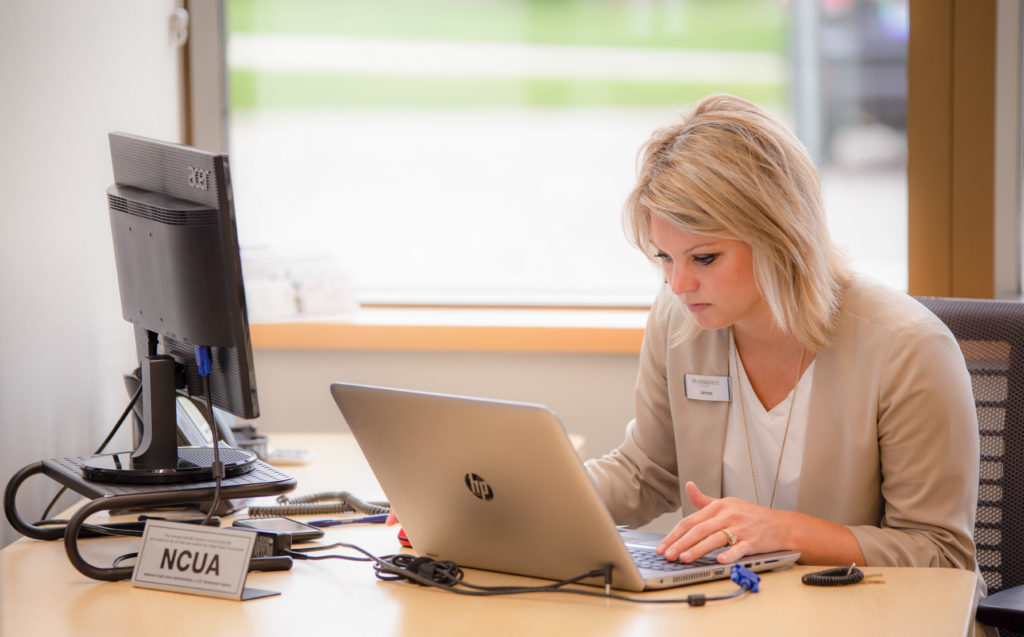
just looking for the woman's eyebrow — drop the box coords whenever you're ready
[682,242,717,254]
[651,240,717,255]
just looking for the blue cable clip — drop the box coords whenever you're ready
[194,345,212,377]
[730,564,761,593]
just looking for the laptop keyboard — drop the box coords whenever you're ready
[627,545,719,571]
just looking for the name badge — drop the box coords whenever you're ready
[131,520,277,601]
[684,374,731,402]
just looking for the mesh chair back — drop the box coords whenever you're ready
[917,297,1024,594]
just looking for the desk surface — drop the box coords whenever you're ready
[1,433,979,637]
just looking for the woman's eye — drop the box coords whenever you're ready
[654,251,672,264]
[693,254,717,266]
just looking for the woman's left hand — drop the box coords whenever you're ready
[656,481,791,563]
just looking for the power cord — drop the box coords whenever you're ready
[285,542,374,562]
[283,541,760,605]
[39,384,143,521]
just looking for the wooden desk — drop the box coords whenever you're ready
[1,433,979,637]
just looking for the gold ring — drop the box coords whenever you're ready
[721,529,738,546]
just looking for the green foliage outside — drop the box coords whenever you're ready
[227,0,787,111]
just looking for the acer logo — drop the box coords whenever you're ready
[187,165,211,191]
[464,473,494,501]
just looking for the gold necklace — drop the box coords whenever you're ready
[731,331,806,510]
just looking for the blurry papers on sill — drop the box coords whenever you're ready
[242,247,360,322]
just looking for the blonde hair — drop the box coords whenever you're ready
[625,94,851,351]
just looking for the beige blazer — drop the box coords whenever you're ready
[585,277,980,573]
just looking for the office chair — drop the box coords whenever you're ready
[916,297,1024,635]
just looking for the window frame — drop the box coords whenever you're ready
[907,0,1021,300]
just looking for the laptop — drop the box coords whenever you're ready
[330,382,800,592]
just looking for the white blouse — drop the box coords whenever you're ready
[722,335,815,511]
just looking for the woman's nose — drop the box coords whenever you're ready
[668,264,697,295]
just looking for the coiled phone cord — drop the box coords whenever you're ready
[801,563,883,587]
[247,491,390,518]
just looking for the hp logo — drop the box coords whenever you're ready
[464,473,494,501]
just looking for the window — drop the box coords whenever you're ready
[215,0,908,317]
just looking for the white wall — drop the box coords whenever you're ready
[252,348,640,460]
[0,1,182,547]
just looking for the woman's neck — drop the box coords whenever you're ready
[731,322,812,411]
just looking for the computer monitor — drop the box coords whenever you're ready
[82,132,260,484]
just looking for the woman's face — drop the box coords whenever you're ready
[649,214,768,332]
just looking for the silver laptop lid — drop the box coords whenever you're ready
[330,382,646,590]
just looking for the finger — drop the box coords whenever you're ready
[670,530,732,563]
[684,481,715,509]
[663,518,732,561]
[657,486,719,553]
[657,515,700,554]
[715,540,750,564]
[385,510,399,526]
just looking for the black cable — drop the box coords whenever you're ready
[93,384,144,455]
[199,373,223,528]
[39,385,143,520]
[113,552,138,568]
[285,543,374,562]
[287,540,754,606]
[34,519,143,538]
[377,554,609,594]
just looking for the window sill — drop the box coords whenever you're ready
[249,307,648,354]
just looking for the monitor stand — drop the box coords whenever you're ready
[81,354,257,484]
[3,455,296,581]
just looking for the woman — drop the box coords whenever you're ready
[584,95,981,578]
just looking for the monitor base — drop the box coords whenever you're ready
[81,446,257,484]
